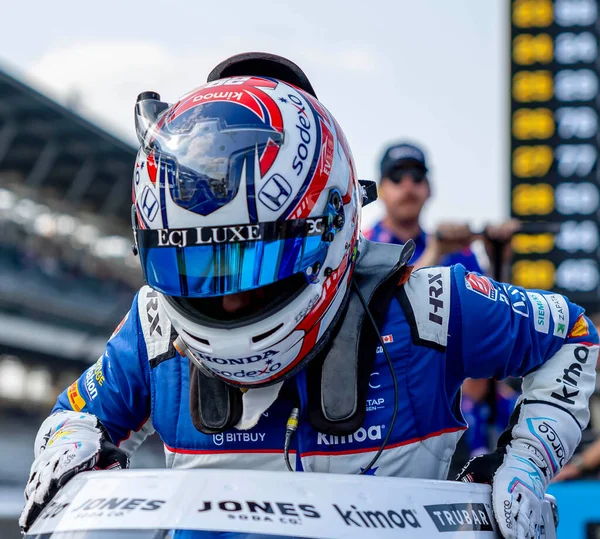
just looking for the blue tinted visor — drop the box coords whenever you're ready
[136,217,332,297]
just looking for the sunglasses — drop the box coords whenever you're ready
[387,168,427,184]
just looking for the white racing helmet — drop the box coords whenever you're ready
[132,75,362,387]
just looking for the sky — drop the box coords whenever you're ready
[0,0,507,231]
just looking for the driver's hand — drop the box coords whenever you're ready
[432,222,474,256]
[20,410,129,532]
[456,444,545,539]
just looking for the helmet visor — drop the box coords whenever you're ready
[135,217,332,297]
[144,108,284,217]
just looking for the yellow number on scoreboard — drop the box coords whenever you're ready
[512,184,554,215]
[513,34,553,65]
[512,259,556,289]
[513,108,555,139]
[512,233,555,254]
[512,0,553,28]
[512,71,553,102]
[512,146,553,178]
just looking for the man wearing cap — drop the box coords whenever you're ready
[367,142,522,473]
[365,142,517,275]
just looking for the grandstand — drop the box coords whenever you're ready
[0,66,163,537]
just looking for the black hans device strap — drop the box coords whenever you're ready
[187,238,415,437]
[306,239,414,434]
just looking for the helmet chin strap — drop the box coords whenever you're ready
[207,52,318,98]
[185,239,416,442]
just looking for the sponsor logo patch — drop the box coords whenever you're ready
[213,432,267,446]
[140,185,159,222]
[366,398,385,412]
[317,425,384,446]
[499,285,529,317]
[527,292,550,334]
[83,357,104,401]
[425,503,494,532]
[197,499,321,525]
[258,174,292,211]
[526,417,566,473]
[369,372,381,389]
[375,335,393,354]
[317,425,385,445]
[197,349,283,380]
[568,314,589,338]
[146,289,162,337]
[71,497,165,516]
[38,498,70,522]
[404,267,451,347]
[551,345,590,406]
[334,504,421,530]
[67,381,86,412]
[139,286,172,362]
[465,273,497,301]
[428,272,445,325]
[545,294,570,337]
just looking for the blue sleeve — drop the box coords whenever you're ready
[447,264,598,387]
[53,292,151,445]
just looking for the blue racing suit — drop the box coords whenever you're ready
[364,222,483,273]
[52,265,598,479]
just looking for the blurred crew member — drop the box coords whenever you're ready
[366,142,518,277]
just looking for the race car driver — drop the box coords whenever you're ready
[21,53,598,539]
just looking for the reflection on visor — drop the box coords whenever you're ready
[149,116,284,217]
[136,217,332,297]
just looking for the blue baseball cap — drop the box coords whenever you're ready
[380,142,428,179]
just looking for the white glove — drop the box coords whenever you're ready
[457,401,581,538]
[456,443,545,538]
[490,440,546,538]
[20,410,129,532]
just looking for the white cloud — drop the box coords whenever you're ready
[19,1,507,232]
[26,40,383,144]
[27,41,219,142]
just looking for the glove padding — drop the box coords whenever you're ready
[20,411,129,532]
[456,441,548,539]
[457,399,583,538]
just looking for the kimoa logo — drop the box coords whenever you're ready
[317,425,384,446]
[551,345,590,406]
[334,504,421,529]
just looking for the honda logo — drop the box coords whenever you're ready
[140,186,159,222]
[258,174,292,211]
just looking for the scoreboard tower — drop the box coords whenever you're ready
[510,0,600,312]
